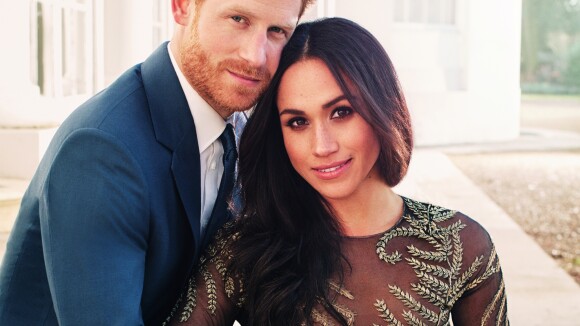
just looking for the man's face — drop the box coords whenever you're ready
[180,0,301,118]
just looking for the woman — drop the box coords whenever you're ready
[165,17,509,326]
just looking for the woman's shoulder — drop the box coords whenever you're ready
[401,196,496,254]
[400,197,503,292]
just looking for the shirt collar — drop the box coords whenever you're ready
[167,42,226,153]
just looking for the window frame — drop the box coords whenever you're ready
[394,0,457,27]
[30,0,95,98]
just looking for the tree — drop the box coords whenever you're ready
[521,0,580,93]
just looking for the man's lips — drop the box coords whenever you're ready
[228,70,262,83]
[312,159,352,179]
[221,58,269,85]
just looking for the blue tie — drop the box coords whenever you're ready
[218,123,237,203]
[203,123,237,247]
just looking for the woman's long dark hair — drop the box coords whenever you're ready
[230,17,413,325]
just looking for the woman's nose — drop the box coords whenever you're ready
[313,124,339,157]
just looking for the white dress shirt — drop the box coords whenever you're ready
[168,43,227,235]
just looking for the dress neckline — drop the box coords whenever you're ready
[341,195,407,239]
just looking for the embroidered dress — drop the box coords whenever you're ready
[164,197,509,325]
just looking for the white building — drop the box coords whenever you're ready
[0,0,522,180]
[330,0,522,146]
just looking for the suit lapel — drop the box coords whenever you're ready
[171,129,202,242]
[141,42,202,249]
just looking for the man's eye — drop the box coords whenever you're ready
[269,26,285,35]
[232,16,246,23]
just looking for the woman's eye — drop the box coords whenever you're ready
[287,117,308,128]
[331,106,353,119]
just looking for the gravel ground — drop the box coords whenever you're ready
[448,96,580,284]
[449,151,580,285]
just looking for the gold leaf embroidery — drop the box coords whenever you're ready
[202,265,217,315]
[372,198,505,325]
[389,285,439,322]
[311,308,335,326]
[332,303,356,326]
[180,275,198,322]
[374,299,404,326]
[328,281,355,300]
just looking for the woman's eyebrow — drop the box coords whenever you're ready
[279,108,305,116]
[279,95,350,116]
[322,95,348,109]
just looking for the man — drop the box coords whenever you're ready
[0,0,313,324]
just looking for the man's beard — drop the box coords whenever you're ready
[181,35,271,116]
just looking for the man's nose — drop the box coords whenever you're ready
[239,31,268,68]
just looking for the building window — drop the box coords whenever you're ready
[152,0,172,48]
[394,0,456,25]
[31,0,94,97]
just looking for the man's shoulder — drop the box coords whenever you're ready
[42,63,166,168]
[69,65,147,128]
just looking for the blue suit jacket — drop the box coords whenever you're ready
[0,43,227,325]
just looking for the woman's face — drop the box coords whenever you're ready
[277,58,382,202]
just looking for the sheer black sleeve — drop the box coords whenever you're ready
[163,223,246,326]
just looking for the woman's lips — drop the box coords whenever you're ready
[312,159,352,180]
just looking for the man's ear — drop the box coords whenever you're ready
[172,0,193,26]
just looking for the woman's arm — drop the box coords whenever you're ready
[164,226,245,325]
[451,228,510,325]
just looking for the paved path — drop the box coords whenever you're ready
[520,96,580,133]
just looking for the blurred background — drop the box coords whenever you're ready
[1,0,524,146]
[521,0,580,95]
[0,0,579,323]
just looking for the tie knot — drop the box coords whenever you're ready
[219,123,237,158]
